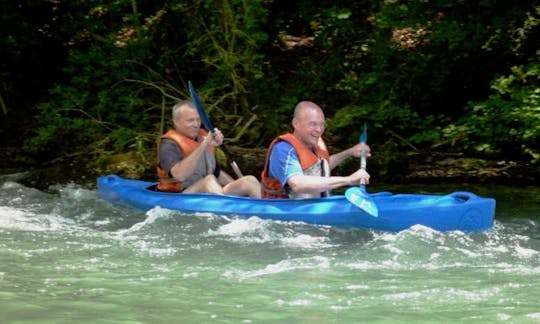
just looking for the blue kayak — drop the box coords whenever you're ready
[97,174,495,232]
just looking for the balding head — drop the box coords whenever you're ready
[293,101,323,120]
[292,101,326,148]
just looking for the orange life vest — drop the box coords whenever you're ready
[261,133,330,198]
[157,129,215,192]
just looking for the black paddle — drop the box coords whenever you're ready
[188,81,244,179]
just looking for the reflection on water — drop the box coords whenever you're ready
[0,178,539,322]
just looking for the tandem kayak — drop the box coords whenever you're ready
[97,174,496,232]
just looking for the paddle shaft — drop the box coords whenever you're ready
[218,142,244,178]
[188,81,244,179]
[360,148,367,186]
[359,123,368,186]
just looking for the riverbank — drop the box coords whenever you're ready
[1,145,539,190]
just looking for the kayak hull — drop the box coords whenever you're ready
[97,174,495,232]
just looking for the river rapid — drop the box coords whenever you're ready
[1,176,539,323]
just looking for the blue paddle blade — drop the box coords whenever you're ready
[360,123,367,143]
[345,186,379,217]
[345,123,378,217]
[188,80,214,131]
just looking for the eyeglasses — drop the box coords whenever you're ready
[306,121,326,130]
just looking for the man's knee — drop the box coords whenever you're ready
[203,174,223,193]
[241,175,261,198]
[242,175,259,186]
[203,174,217,182]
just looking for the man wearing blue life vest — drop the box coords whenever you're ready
[157,100,261,197]
[261,101,370,199]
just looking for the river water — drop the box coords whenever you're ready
[1,175,539,323]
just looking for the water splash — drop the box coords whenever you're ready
[224,256,331,280]
[206,216,334,249]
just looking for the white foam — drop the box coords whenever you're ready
[346,284,369,290]
[346,259,402,271]
[208,217,334,249]
[281,234,332,249]
[115,206,174,235]
[1,180,25,189]
[514,245,539,258]
[288,299,311,306]
[225,256,330,280]
[526,313,540,320]
[0,206,74,232]
[0,206,43,231]
[210,217,266,237]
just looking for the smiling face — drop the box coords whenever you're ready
[292,101,326,148]
[173,101,201,139]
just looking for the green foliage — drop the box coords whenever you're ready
[181,0,269,142]
[1,0,537,171]
[452,55,540,164]
[24,1,180,159]
[435,5,540,165]
[325,0,539,166]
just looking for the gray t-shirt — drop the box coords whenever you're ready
[158,139,219,189]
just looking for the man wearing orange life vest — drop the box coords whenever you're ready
[261,101,371,199]
[157,100,261,197]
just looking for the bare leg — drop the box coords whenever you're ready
[183,175,224,194]
[223,175,261,198]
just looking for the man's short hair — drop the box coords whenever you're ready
[172,100,195,120]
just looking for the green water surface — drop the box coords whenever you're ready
[1,181,539,323]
